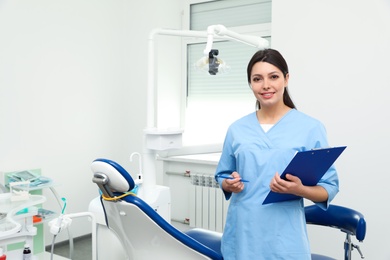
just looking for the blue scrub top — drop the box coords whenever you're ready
[215,109,339,260]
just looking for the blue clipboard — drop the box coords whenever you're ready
[262,146,347,205]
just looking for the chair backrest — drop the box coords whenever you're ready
[91,158,223,260]
[305,204,366,242]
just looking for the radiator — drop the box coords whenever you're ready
[189,173,229,232]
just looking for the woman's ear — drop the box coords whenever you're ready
[284,73,290,87]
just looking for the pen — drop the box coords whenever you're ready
[219,176,249,183]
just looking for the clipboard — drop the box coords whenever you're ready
[262,146,346,205]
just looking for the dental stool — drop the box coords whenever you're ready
[91,158,223,260]
[305,204,366,260]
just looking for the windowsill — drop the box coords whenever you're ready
[157,152,221,166]
[157,143,222,157]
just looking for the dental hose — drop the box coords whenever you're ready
[50,197,67,260]
[50,234,57,260]
[50,188,74,258]
[50,187,74,258]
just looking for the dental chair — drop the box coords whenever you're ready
[91,158,223,260]
[90,158,366,260]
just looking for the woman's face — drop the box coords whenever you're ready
[250,61,289,109]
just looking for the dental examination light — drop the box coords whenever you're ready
[139,25,268,218]
[195,25,269,75]
[207,49,220,75]
[195,49,229,75]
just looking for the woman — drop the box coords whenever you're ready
[215,49,339,259]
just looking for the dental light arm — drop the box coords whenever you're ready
[203,24,269,55]
[143,25,269,201]
[147,24,269,128]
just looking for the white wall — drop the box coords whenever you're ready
[2,0,389,258]
[0,0,182,244]
[273,0,390,259]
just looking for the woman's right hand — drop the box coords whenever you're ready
[222,171,245,193]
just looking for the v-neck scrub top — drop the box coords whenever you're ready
[215,109,339,260]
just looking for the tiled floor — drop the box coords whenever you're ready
[46,234,93,260]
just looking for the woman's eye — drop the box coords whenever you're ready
[252,77,261,82]
[271,75,279,79]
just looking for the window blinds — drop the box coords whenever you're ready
[188,0,272,99]
[190,0,272,30]
[187,40,262,98]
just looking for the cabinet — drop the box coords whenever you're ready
[0,169,67,259]
[0,193,46,258]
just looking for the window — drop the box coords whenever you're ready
[182,0,272,147]
[190,0,272,30]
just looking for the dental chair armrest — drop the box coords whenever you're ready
[305,205,366,242]
[185,228,222,256]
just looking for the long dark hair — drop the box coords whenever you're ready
[247,49,296,110]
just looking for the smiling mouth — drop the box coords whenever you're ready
[261,92,275,98]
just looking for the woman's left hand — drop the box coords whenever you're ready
[269,172,303,196]
[269,172,329,202]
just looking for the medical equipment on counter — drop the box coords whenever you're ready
[9,181,31,201]
[0,247,6,260]
[0,184,7,193]
[9,170,38,182]
[22,244,31,259]
[4,173,76,257]
[8,171,53,188]
[90,158,366,260]
[0,192,46,257]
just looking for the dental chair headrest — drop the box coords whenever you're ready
[91,158,135,193]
